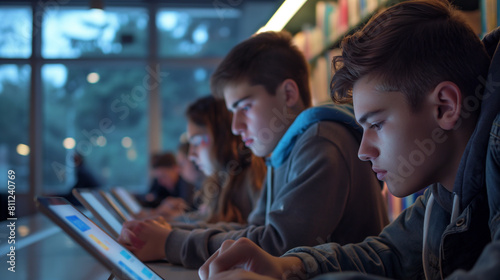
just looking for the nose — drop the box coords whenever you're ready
[358,133,379,161]
[231,111,245,136]
[188,144,197,162]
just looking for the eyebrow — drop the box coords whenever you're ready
[230,95,252,110]
[357,109,384,125]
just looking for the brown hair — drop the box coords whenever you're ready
[331,0,490,111]
[211,31,312,108]
[151,152,177,169]
[186,95,266,223]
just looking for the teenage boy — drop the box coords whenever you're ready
[198,0,500,279]
[118,31,389,268]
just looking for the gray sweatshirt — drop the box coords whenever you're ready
[164,104,390,268]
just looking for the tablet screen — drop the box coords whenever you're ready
[49,203,162,280]
[102,191,133,221]
[114,188,142,215]
[79,191,123,236]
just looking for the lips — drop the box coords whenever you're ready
[243,138,254,146]
[372,167,387,181]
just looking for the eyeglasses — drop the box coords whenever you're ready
[188,134,209,147]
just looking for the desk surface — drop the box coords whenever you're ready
[0,213,199,280]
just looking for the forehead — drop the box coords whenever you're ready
[186,120,208,137]
[352,76,412,121]
[353,77,388,112]
[222,82,270,108]
[353,77,381,113]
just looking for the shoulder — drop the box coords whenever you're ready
[296,120,360,147]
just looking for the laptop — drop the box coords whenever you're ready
[35,196,163,280]
[72,188,124,239]
[111,187,143,216]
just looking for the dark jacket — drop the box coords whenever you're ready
[140,177,195,209]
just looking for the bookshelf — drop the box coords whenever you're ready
[283,0,498,220]
[287,0,399,105]
[285,0,494,104]
[289,0,395,63]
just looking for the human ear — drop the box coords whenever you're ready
[431,81,462,130]
[280,79,300,107]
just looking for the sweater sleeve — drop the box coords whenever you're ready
[164,122,384,268]
[283,192,431,280]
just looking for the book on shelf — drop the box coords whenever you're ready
[310,55,329,105]
[293,0,390,62]
[481,0,498,36]
[316,1,337,48]
[292,27,324,61]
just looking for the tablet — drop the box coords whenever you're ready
[35,196,163,280]
[100,190,133,222]
[111,187,143,216]
[72,188,124,238]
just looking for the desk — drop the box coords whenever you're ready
[0,214,199,280]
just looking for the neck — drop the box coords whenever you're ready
[441,120,476,192]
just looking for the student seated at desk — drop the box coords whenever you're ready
[137,152,196,218]
[138,97,266,224]
[118,30,389,268]
[198,1,500,279]
[176,95,266,224]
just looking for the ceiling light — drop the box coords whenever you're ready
[257,0,307,33]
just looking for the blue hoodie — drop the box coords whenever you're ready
[267,103,362,168]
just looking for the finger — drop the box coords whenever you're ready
[121,220,140,231]
[219,239,236,254]
[155,215,166,224]
[199,249,220,280]
[207,239,249,278]
[118,228,133,244]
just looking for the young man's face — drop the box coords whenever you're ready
[223,82,289,157]
[353,76,447,197]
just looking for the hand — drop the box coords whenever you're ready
[155,197,188,218]
[118,216,172,261]
[161,197,190,212]
[198,238,305,280]
[133,209,153,219]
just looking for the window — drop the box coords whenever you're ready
[0,7,32,58]
[42,64,148,194]
[0,1,271,210]
[160,65,215,151]
[42,7,148,58]
[0,65,31,193]
[158,8,240,58]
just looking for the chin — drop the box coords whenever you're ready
[386,183,412,198]
[250,145,271,157]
